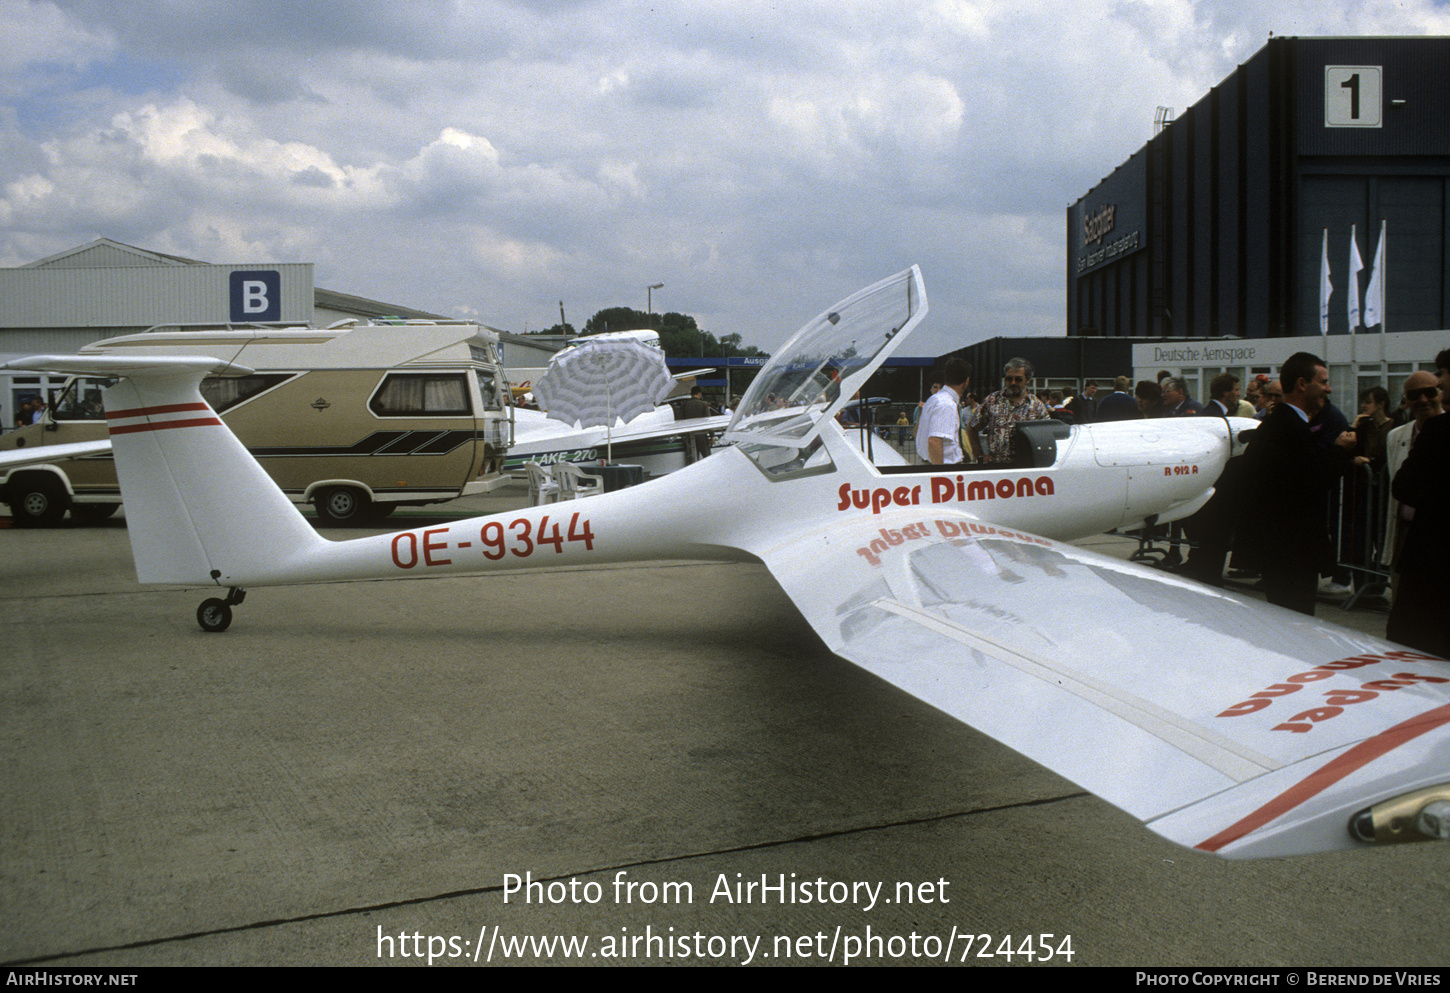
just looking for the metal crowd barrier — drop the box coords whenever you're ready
[1334,462,1392,609]
[1120,461,1395,611]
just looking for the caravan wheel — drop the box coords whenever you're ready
[313,486,372,526]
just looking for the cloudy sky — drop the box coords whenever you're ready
[2,1,1448,355]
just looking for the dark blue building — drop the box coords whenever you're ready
[1069,36,1450,340]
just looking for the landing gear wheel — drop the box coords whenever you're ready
[197,598,232,633]
[313,486,372,526]
[196,587,245,633]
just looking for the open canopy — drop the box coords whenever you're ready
[724,266,926,451]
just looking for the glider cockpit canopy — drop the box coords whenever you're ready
[723,266,926,478]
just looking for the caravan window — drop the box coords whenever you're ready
[201,374,295,413]
[475,369,506,411]
[370,373,472,417]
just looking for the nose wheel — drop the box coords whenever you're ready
[197,588,247,633]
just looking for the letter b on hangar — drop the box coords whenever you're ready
[230,270,282,322]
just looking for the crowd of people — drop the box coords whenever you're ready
[899,350,1449,658]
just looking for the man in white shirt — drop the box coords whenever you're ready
[915,357,971,465]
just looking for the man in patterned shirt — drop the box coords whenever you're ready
[967,358,1050,464]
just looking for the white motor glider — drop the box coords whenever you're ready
[6,267,1449,860]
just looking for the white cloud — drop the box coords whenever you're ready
[1,0,1447,351]
[0,0,113,79]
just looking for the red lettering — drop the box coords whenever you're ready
[1218,698,1273,718]
[481,521,505,560]
[509,518,533,557]
[567,512,595,550]
[1282,706,1343,725]
[1323,689,1379,706]
[391,532,418,569]
[1251,683,1303,698]
[1317,656,1384,670]
[537,515,564,553]
[423,527,451,566]
[935,520,961,538]
[837,482,852,511]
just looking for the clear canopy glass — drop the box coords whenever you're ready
[724,267,926,473]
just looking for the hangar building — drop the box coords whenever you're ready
[0,238,556,429]
[1069,35,1450,340]
[1066,35,1449,401]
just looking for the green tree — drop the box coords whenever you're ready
[581,307,652,337]
[579,306,767,360]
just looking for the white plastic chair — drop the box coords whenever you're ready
[553,462,603,500]
[524,461,560,505]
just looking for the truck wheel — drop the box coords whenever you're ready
[9,475,69,528]
[314,486,372,526]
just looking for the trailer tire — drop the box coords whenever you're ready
[8,475,69,528]
[314,486,372,527]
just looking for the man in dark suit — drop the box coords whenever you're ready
[1162,377,1203,417]
[1182,374,1244,585]
[1202,373,1240,419]
[1387,350,1450,656]
[1236,353,1356,614]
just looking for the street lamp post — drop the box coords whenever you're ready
[646,283,664,325]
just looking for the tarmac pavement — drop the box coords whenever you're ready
[1,490,1446,967]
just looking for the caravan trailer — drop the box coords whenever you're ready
[0,322,513,526]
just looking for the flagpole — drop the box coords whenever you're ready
[1348,223,1364,335]
[1362,219,1387,367]
[1376,219,1387,364]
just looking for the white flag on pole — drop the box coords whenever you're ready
[1347,224,1364,332]
[1363,220,1386,329]
[1319,229,1331,337]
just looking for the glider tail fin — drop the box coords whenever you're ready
[8,356,325,585]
